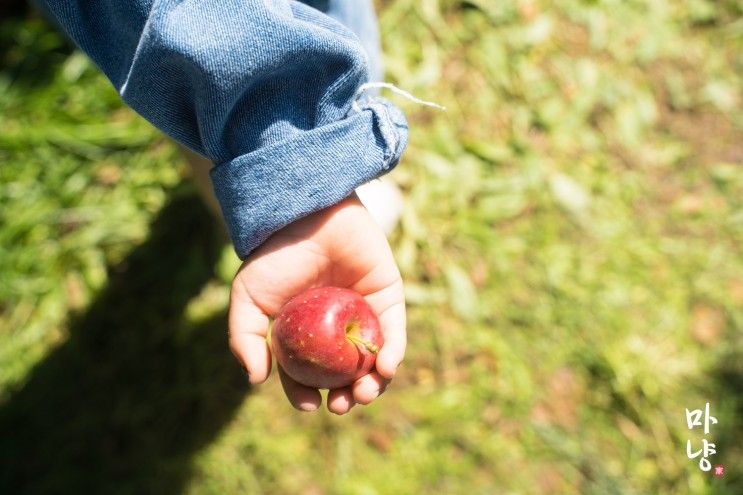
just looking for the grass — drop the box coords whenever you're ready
[1,1,742,493]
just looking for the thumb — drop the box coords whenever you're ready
[228,279,272,384]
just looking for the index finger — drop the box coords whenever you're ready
[375,300,406,379]
[362,279,407,380]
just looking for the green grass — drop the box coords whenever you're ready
[1,1,742,493]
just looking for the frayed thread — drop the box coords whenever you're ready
[351,82,447,113]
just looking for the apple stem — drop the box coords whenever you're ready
[346,335,380,354]
[345,320,379,353]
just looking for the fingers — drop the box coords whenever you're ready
[278,366,322,411]
[350,292,403,406]
[228,283,272,384]
[327,387,355,415]
[352,372,390,405]
[375,300,407,379]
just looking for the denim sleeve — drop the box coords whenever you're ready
[38,0,408,258]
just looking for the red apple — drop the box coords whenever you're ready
[271,287,383,389]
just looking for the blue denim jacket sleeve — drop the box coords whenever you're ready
[38,0,408,259]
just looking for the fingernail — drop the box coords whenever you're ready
[299,403,319,412]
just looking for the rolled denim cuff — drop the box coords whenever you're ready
[210,97,408,259]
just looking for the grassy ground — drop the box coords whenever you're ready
[1,1,741,493]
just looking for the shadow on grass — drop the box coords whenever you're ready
[0,189,249,493]
[709,345,743,493]
[0,5,75,89]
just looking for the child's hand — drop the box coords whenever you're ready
[228,195,406,414]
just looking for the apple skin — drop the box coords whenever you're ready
[271,287,383,390]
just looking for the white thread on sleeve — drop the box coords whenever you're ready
[351,82,447,113]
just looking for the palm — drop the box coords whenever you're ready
[228,196,406,414]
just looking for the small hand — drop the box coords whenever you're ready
[228,195,406,414]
